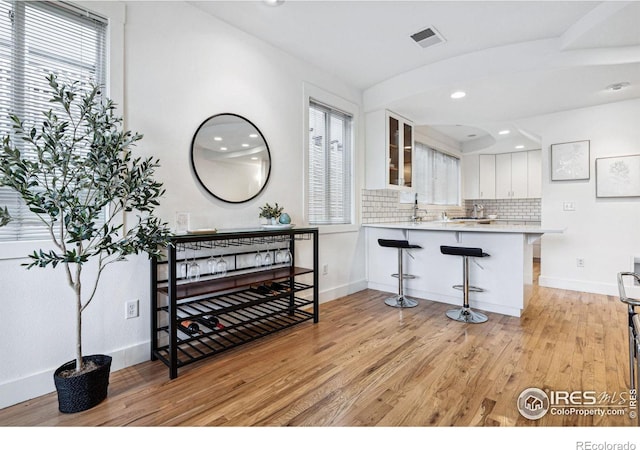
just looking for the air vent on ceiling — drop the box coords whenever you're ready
[410,26,445,49]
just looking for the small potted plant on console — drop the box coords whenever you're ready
[259,202,285,225]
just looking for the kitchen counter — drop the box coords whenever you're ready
[364,220,562,234]
[364,221,564,317]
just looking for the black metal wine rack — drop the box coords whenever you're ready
[151,227,319,378]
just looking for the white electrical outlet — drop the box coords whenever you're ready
[576,258,585,268]
[322,264,329,275]
[125,299,139,319]
[563,202,575,211]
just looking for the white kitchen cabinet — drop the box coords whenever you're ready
[365,109,414,190]
[527,150,542,198]
[496,151,528,199]
[511,151,528,198]
[462,154,479,199]
[478,154,496,199]
[462,149,542,200]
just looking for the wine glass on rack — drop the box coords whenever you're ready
[216,255,228,277]
[188,249,200,281]
[263,250,272,268]
[179,248,189,279]
[276,248,292,267]
[254,248,263,268]
[284,250,292,266]
[207,253,217,275]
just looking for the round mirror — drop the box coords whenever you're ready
[190,113,271,203]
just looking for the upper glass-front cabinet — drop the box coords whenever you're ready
[388,116,399,185]
[402,120,413,187]
[365,109,414,190]
[387,112,413,189]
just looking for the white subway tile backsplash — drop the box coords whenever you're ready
[361,189,466,223]
[464,198,540,222]
[362,191,539,224]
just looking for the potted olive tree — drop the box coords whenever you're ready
[0,74,171,413]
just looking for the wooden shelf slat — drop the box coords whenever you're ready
[158,266,313,300]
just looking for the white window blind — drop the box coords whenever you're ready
[0,1,107,242]
[308,100,353,225]
[414,141,460,205]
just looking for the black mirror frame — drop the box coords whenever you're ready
[190,113,272,204]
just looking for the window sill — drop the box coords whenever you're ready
[0,240,54,261]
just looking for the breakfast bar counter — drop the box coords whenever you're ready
[363,221,564,317]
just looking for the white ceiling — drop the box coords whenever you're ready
[190,0,640,152]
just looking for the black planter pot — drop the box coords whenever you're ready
[53,354,112,414]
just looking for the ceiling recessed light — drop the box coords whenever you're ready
[249,134,258,138]
[498,130,510,135]
[242,144,249,148]
[515,145,525,149]
[251,157,259,160]
[606,81,630,91]
[450,91,466,99]
[263,0,284,6]
[214,137,222,141]
[220,147,227,151]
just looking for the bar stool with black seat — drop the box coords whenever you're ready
[378,239,422,308]
[440,245,490,323]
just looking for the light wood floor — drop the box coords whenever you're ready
[0,265,634,426]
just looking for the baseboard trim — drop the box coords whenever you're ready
[2,280,370,410]
[538,276,627,297]
[297,279,367,304]
[0,341,150,410]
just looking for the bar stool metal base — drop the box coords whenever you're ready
[378,239,422,309]
[446,307,488,323]
[385,295,419,308]
[440,245,490,325]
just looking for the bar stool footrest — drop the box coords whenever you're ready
[453,284,484,292]
[392,273,417,280]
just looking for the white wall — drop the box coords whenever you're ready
[516,98,640,295]
[0,1,366,409]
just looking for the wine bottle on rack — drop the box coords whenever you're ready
[178,320,202,335]
[200,314,224,330]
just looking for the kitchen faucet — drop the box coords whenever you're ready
[412,193,428,223]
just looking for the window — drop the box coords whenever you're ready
[308,99,353,225]
[0,1,107,242]
[413,141,460,205]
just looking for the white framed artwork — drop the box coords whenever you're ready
[596,154,640,198]
[550,140,590,181]
[175,211,191,233]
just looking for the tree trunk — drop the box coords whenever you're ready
[75,268,82,372]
